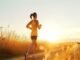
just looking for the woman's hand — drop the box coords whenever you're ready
[39,24,42,29]
[26,25,32,30]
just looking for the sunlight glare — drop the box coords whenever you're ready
[38,25,63,43]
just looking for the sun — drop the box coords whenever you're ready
[38,25,63,43]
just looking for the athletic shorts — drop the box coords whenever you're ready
[31,36,37,40]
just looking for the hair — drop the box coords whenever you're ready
[30,12,37,19]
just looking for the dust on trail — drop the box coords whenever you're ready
[1,42,80,60]
[24,42,80,60]
[22,42,80,60]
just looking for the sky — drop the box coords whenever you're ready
[0,0,80,42]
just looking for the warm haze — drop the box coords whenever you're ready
[0,0,80,42]
[0,0,80,60]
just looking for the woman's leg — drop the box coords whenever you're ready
[31,36,37,46]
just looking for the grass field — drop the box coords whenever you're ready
[0,30,80,60]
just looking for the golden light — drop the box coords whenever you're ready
[38,24,63,43]
[39,45,45,50]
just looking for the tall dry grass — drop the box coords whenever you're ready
[0,29,30,57]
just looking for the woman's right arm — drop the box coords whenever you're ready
[26,21,32,30]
